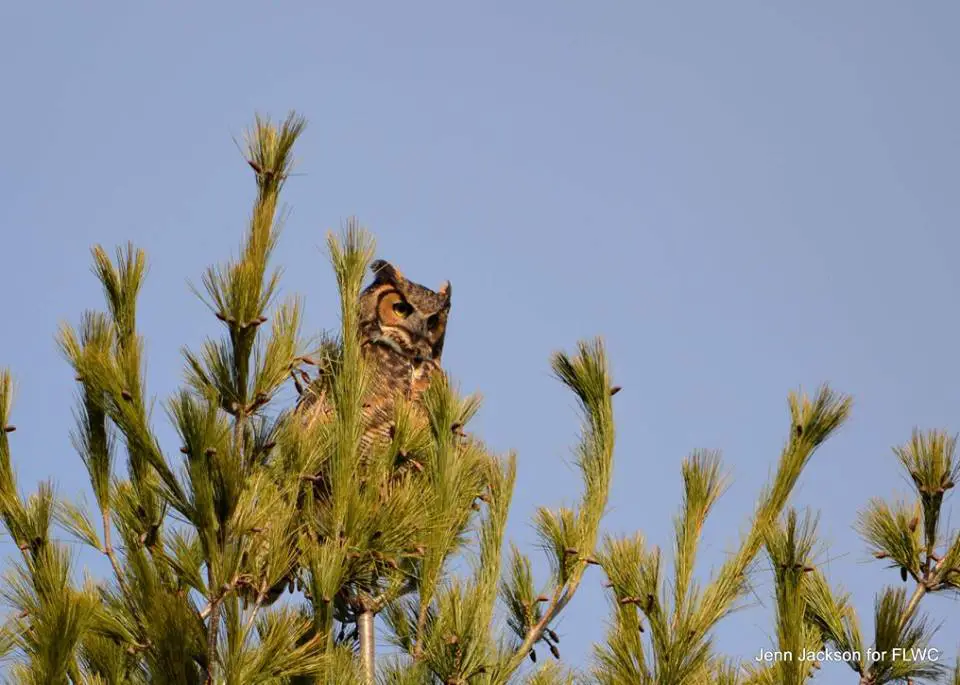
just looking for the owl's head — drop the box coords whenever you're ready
[358,260,452,362]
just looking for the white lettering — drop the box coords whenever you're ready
[755,649,792,662]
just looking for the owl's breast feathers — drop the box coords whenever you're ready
[295,340,443,450]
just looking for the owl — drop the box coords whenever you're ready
[296,259,452,451]
[251,261,452,609]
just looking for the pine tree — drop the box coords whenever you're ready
[1,111,958,684]
[0,112,614,684]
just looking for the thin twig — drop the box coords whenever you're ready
[205,576,220,685]
[101,507,142,618]
[899,577,928,632]
[242,585,268,642]
[501,570,584,675]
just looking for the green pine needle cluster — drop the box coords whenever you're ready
[590,388,855,685]
[0,111,958,684]
[739,427,960,685]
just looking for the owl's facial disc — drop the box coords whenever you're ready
[375,290,441,361]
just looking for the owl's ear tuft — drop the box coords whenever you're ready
[438,280,452,303]
[371,260,404,284]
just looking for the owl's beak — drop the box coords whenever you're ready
[378,312,435,362]
[410,318,435,362]
[412,338,434,363]
[409,314,431,340]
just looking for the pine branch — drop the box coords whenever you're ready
[497,339,617,680]
[802,571,865,672]
[855,428,960,684]
[591,385,850,685]
[673,449,729,624]
[473,451,518,631]
[0,377,102,682]
[179,113,308,683]
[894,430,959,559]
[592,533,660,684]
[761,508,828,685]
[691,386,850,637]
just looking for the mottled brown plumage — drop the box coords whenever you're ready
[247,261,453,609]
[296,259,451,452]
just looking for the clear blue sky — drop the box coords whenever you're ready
[2,2,959,679]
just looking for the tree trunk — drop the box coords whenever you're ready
[358,610,376,684]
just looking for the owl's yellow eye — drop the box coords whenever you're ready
[392,301,413,318]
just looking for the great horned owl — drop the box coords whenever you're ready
[251,260,452,609]
[297,259,451,450]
